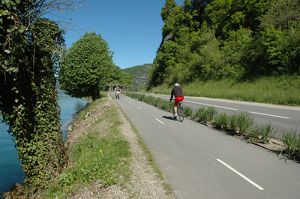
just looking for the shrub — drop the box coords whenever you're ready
[161,101,170,111]
[236,112,253,135]
[282,130,300,159]
[205,107,217,123]
[193,107,207,123]
[157,99,165,109]
[167,102,174,112]
[247,122,273,143]
[146,96,155,105]
[259,122,274,143]
[229,114,239,134]
[139,94,147,102]
[247,125,261,142]
[213,112,229,130]
[153,98,161,107]
[184,107,193,117]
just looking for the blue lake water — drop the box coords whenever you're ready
[0,91,86,196]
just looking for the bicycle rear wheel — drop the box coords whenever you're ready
[178,103,184,122]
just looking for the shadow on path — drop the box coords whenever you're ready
[162,116,176,121]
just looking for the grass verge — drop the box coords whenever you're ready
[149,76,300,106]
[118,106,173,195]
[40,96,131,198]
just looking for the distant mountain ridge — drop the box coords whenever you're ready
[123,64,152,90]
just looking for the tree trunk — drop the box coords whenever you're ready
[92,85,100,100]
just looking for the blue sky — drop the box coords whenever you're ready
[50,0,183,69]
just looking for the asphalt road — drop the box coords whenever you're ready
[146,93,300,139]
[113,94,300,199]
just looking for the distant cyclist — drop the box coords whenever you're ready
[114,85,121,99]
[170,83,184,118]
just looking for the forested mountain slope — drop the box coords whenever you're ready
[148,0,300,88]
[124,64,152,90]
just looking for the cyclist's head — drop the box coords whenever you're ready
[175,83,180,87]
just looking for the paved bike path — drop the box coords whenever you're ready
[114,94,300,199]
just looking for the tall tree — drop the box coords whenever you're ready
[161,0,177,21]
[0,0,69,189]
[106,66,132,88]
[60,32,114,100]
[261,0,300,30]
[245,0,300,75]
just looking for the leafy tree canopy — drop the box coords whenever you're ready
[60,32,114,100]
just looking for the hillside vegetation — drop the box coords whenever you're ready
[124,64,152,90]
[147,0,300,104]
[151,76,300,105]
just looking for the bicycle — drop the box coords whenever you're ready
[115,91,120,99]
[172,100,184,122]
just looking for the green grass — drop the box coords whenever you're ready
[41,97,131,198]
[77,93,107,120]
[183,107,193,117]
[282,130,300,160]
[247,122,274,143]
[192,107,207,123]
[149,76,300,105]
[213,112,229,130]
[236,112,253,135]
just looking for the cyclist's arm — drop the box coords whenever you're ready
[170,89,174,101]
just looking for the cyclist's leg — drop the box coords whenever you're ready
[178,100,184,122]
[172,101,175,116]
[179,100,183,113]
[180,100,183,108]
[174,100,179,117]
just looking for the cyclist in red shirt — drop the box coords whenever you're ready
[170,83,184,118]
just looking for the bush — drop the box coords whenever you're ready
[259,122,274,143]
[139,94,147,102]
[247,122,273,143]
[213,112,229,130]
[167,102,173,112]
[193,107,207,123]
[153,98,161,107]
[229,114,239,134]
[184,107,193,117]
[247,125,261,142]
[282,130,300,160]
[161,101,170,111]
[236,112,253,135]
[205,107,217,123]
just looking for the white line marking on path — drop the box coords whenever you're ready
[217,159,264,191]
[155,118,164,125]
[164,165,173,170]
[137,106,141,110]
[184,100,239,111]
[248,111,290,119]
[163,96,290,119]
